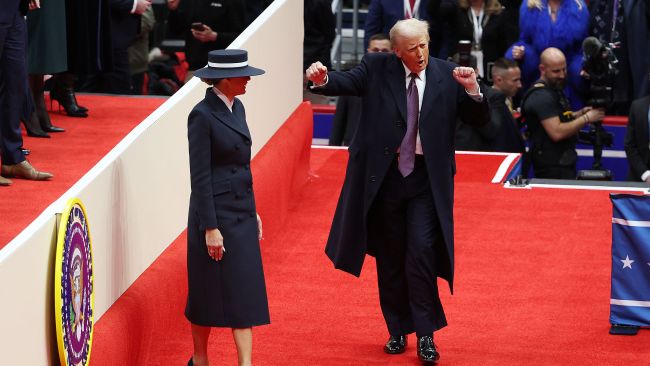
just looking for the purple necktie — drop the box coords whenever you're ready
[399,73,419,177]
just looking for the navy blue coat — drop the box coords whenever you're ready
[365,0,431,47]
[315,53,490,290]
[185,88,269,327]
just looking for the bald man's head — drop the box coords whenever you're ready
[539,47,567,89]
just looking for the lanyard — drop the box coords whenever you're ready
[404,0,421,19]
[468,5,485,49]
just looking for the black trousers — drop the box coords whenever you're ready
[0,10,27,165]
[372,155,447,337]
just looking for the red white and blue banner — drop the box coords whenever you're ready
[610,194,650,326]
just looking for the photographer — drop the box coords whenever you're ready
[521,48,604,179]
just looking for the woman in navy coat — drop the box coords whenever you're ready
[185,49,269,366]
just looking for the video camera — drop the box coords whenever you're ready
[581,36,618,108]
[578,37,618,179]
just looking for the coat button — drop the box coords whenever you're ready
[370,175,377,182]
[235,193,242,199]
[245,164,250,170]
[245,140,251,146]
[237,215,243,222]
[249,212,255,217]
[231,167,237,174]
[247,187,252,194]
[383,147,390,156]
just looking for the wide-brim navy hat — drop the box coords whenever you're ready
[193,49,265,79]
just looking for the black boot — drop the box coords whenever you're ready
[49,73,88,117]
[30,75,64,132]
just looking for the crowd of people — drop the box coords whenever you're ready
[2,1,650,365]
[0,0,273,187]
[324,0,650,182]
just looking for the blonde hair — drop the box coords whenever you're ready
[458,0,503,15]
[389,18,430,46]
[527,0,584,11]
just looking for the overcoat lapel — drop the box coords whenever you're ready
[387,57,407,123]
[419,59,443,126]
[205,89,251,139]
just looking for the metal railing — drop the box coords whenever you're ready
[331,0,364,71]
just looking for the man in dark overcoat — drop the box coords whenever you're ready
[306,18,489,364]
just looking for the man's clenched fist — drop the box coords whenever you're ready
[305,61,328,86]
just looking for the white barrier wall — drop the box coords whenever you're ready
[0,0,303,363]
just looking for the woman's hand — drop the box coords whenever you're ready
[167,0,180,10]
[205,228,225,261]
[192,24,217,43]
[256,214,263,241]
[512,45,525,60]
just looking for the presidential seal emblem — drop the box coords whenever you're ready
[55,198,94,366]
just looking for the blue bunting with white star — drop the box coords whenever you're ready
[610,194,650,326]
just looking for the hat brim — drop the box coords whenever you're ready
[193,65,265,79]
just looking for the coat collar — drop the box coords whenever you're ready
[204,88,251,139]
[387,56,443,124]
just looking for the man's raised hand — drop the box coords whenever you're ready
[306,61,328,86]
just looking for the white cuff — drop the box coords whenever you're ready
[310,75,329,89]
[131,0,137,13]
[641,170,650,182]
[466,86,483,102]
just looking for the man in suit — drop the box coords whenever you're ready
[81,0,150,94]
[485,58,525,152]
[624,90,650,182]
[329,33,392,146]
[365,0,454,59]
[0,0,53,186]
[306,18,489,363]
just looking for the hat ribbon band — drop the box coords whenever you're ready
[208,61,248,68]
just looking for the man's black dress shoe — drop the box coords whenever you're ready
[417,335,440,364]
[384,335,407,354]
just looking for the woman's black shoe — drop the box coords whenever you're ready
[22,113,50,138]
[50,87,88,118]
[30,75,66,132]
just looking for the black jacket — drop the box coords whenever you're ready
[168,0,245,70]
[624,96,650,181]
[448,5,518,81]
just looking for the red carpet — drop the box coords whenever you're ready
[4,96,648,364]
[89,147,649,365]
[0,94,165,248]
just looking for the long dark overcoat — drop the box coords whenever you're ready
[316,53,490,290]
[185,89,269,327]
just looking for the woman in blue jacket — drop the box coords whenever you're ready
[506,0,590,109]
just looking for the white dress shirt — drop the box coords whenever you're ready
[401,63,483,155]
[213,86,234,112]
